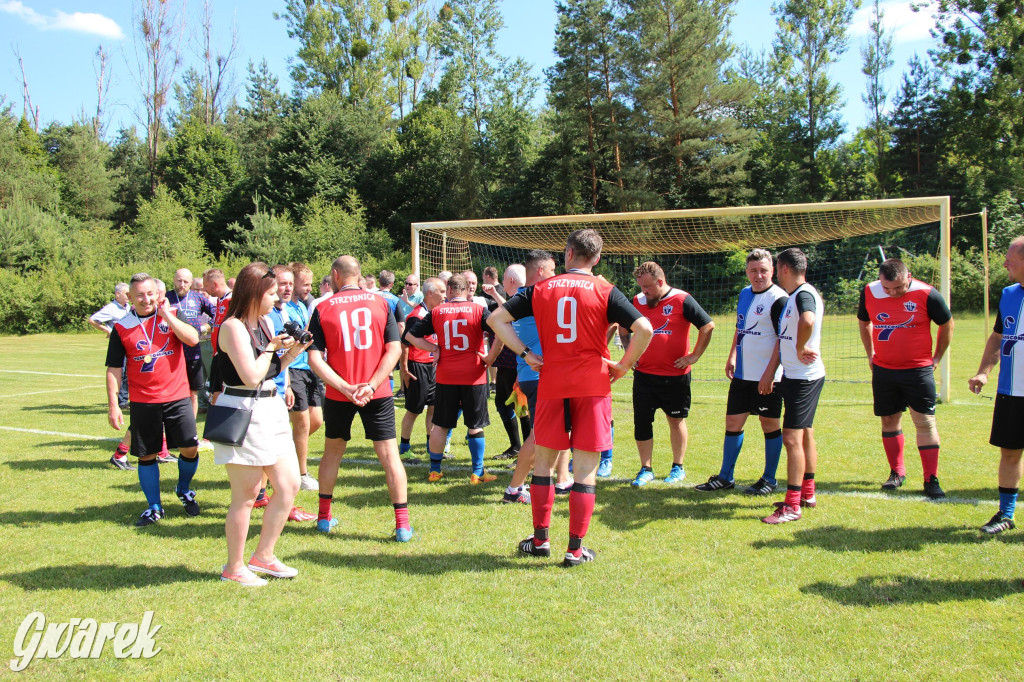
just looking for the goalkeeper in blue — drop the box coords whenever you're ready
[696,249,789,495]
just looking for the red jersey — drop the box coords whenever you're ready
[309,288,399,402]
[634,289,694,376]
[406,303,436,364]
[106,311,190,404]
[859,279,952,370]
[532,272,615,399]
[426,298,488,385]
[210,291,232,353]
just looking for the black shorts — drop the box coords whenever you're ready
[872,364,936,416]
[519,379,539,420]
[185,355,205,392]
[726,379,782,418]
[404,361,435,414]
[129,397,198,457]
[779,376,825,430]
[633,371,691,441]
[989,394,1024,450]
[288,367,324,412]
[433,383,490,430]
[323,397,396,442]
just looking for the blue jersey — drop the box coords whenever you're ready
[996,284,1024,396]
[735,284,787,382]
[511,288,541,382]
[267,304,310,396]
[167,290,214,361]
[374,290,407,325]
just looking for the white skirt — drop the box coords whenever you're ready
[212,381,297,467]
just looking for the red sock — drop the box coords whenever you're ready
[801,474,815,499]
[919,445,939,481]
[115,443,129,456]
[531,476,555,542]
[568,484,596,556]
[882,430,905,475]
[785,486,802,510]
[318,494,332,521]
[393,503,410,530]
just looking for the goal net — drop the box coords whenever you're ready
[412,197,952,398]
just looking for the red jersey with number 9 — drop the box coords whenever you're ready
[533,273,614,399]
[406,303,437,364]
[431,299,487,385]
[313,289,393,402]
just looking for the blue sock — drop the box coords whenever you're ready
[763,430,783,485]
[399,442,411,455]
[428,449,443,473]
[445,428,453,448]
[468,433,486,476]
[390,377,394,391]
[176,454,198,495]
[137,459,162,509]
[600,423,614,463]
[999,487,1018,518]
[719,431,744,481]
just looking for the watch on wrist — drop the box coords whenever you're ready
[519,346,531,359]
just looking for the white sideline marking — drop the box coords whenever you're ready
[0,426,119,442]
[0,385,97,398]
[0,370,105,379]
[0,429,1000,507]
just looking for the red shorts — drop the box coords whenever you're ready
[534,396,612,453]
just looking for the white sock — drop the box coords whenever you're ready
[506,485,520,495]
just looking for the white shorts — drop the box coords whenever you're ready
[212,381,298,467]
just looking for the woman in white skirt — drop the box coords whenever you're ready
[214,262,312,586]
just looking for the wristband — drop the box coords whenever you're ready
[519,346,531,359]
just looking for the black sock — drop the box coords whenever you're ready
[502,416,521,450]
[400,437,410,446]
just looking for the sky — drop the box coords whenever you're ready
[0,0,942,139]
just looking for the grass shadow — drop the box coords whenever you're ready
[0,563,211,591]
[821,480,997,505]
[21,403,106,416]
[802,575,1022,606]
[6,458,111,471]
[598,484,747,530]
[750,525,990,552]
[293,549,549,575]
[0,501,227,530]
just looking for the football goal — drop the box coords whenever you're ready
[411,197,952,400]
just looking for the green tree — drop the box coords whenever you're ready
[107,127,150,226]
[0,109,59,209]
[130,185,208,262]
[436,0,504,134]
[860,0,893,195]
[43,122,116,221]
[888,54,949,197]
[771,0,858,198]
[223,201,296,265]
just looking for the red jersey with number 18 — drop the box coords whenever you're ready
[406,303,436,364]
[310,288,394,403]
[532,273,615,400]
[430,299,487,385]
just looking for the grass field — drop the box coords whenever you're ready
[0,315,1021,680]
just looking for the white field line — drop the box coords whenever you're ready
[0,385,97,398]
[0,428,999,507]
[0,370,105,378]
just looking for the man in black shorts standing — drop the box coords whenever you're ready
[308,256,412,541]
[399,277,444,456]
[106,273,203,526]
[858,258,953,497]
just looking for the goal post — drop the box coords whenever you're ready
[412,196,953,400]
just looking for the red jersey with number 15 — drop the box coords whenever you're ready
[431,299,487,385]
[406,303,437,364]
[107,312,190,404]
[532,273,615,400]
[310,289,395,403]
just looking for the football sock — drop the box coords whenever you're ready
[762,429,783,485]
[998,487,1018,518]
[531,475,555,540]
[802,472,816,499]
[640,466,653,473]
[600,421,615,463]
[115,443,129,457]
[568,483,596,556]
[467,433,486,476]
[175,453,198,495]
[506,485,520,495]
[393,502,410,530]
[501,415,522,450]
[785,485,801,510]
[318,494,333,521]
[428,448,443,474]
[719,430,744,481]
[399,437,411,455]
[137,458,161,509]
[521,416,532,440]
[918,444,939,481]
[882,430,906,475]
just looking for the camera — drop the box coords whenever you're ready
[282,320,313,344]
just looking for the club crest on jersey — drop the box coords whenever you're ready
[755,304,764,315]
[662,304,673,316]
[158,322,169,334]
[903,301,917,312]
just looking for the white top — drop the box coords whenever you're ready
[779,282,825,381]
[735,284,788,382]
